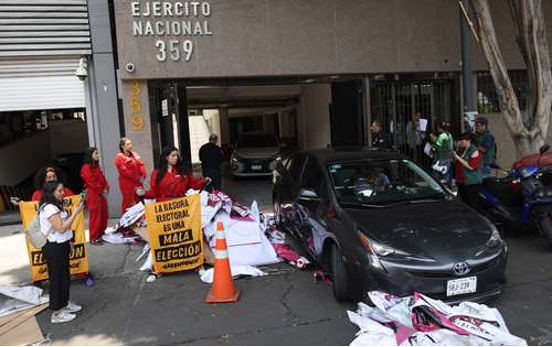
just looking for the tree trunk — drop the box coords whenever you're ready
[471,0,552,157]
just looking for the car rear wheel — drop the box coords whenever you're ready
[330,243,349,301]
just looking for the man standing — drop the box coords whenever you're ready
[199,134,223,191]
[406,112,425,161]
[371,121,392,149]
[474,117,496,177]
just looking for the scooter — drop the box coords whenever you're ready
[479,144,552,247]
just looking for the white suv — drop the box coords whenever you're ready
[231,133,282,177]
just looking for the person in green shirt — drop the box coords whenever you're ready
[430,122,454,187]
[475,117,496,177]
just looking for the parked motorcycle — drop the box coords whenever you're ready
[479,144,552,247]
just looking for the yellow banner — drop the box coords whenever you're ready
[20,196,89,282]
[144,194,203,273]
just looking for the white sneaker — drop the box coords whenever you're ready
[51,310,76,324]
[146,274,157,283]
[63,301,82,313]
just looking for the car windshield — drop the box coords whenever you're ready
[237,135,278,148]
[328,159,445,206]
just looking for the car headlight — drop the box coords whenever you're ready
[486,227,502,248]
[357,231,396,269]
[271,154,282,162]
[370,241,395,257]
[231,153,242,163]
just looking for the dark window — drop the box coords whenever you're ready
[328,159,444,206]
[370,78,454,160]
[477,70,528,113]
[287,154,307,184]
[237,133,278,147]
[0,108,86,148]
[301,157,327,199]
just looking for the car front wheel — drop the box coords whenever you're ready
[330,243,349,301]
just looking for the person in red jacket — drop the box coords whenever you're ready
[114,137,146,213]
[140,146,210,201]
[137,146,210,283]
[81,147,110,245]
[32,166,75,201]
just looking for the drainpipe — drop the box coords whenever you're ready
[460,0,476,131]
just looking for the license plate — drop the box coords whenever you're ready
[251,165,262,171]
[446,276,477,297]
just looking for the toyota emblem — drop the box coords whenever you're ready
[453,262,470,276]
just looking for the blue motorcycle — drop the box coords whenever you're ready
[480,144,552,246]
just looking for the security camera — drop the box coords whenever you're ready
[125,62,135,74]
[75,57,89,81]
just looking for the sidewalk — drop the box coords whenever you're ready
[0,210,21,226]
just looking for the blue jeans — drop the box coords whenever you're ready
[481,164,492,178]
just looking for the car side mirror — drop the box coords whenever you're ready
[299,188,319,201]
[540,144,550,155]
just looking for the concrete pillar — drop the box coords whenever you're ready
[120,80,155,174]
[219,108,230,146]
[363,77,372,146]
[299,85,331,150]
[460,0,476,113]
[297,94,308,150]
[277,111,284,139]
[86,0,123,217]
[203,109,221,139]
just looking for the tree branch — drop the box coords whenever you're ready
[472,0,551,156]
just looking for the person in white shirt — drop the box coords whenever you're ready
[39,181,85,324]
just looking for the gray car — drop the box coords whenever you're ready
[273,148,508,303]
[231,133,282,177]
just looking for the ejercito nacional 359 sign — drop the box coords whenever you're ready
[115,1,451,80]
[130,1,213,62]
[131,1,213,61]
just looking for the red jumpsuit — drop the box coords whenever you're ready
[114,152,146,213]
[81,163,110,242]
[144,169,206,201]
[32,187,75,201]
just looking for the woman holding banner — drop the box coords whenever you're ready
[137,146,211,283]
[139,146,211,201]
[39,181,85,324]
[81,147,109,245]
[32,166,74,201]
[30,166,94,287]
[115,137,146,213]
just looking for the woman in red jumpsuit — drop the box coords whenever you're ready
[81,147,110,245]
[141,146,210,201]
[137,146,210,283]
[32,166,75,201]
[114,138,146,213]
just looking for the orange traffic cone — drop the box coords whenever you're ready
[205,222,240,304]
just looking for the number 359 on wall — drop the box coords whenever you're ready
[155,40,193,62]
